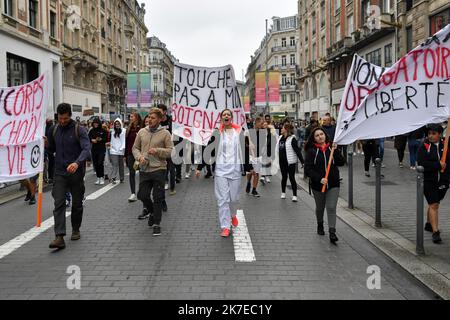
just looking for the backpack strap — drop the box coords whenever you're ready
[52,124,59,139]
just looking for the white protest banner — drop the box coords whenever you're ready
[334,24,450,145]
[0,73,49,182]
[334,54,388,143]
[172,62,247,145]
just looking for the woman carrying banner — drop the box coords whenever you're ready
[417,123,450,244]
[304,127,345,244]
[195,109,243,238]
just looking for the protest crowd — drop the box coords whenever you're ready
[1,25,450,252]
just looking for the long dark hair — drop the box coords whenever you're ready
[113,120,122,138]
[304,127,331,151]
[130,112,143,129]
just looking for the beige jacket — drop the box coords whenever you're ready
[132,126,173,173]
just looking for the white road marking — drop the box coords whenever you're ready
[233,209,256,262]
[85,182,119,200]
[0,182,120,260]
[0,211,71,259]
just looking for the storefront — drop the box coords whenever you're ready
[0,32,62,118]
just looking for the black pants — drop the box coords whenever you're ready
[166,158,176,191]
[363,142,379,171]
[52,169,85,236]
[281,163,297,196]
[91,149,105,178]
[175,164,182,180]
[397,149,405,163]
[138,170,166,226]
[126,154,137,194]
[45,151,55,181]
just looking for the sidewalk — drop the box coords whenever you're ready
[296,141,450,299]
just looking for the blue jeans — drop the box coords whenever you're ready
[408,139,420,167]
[379,138,385,162]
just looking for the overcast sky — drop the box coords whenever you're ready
[144,0,298,81]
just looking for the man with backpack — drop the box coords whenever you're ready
[46,103,91,250]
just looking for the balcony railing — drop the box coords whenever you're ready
[271,45,296,53]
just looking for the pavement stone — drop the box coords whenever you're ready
[0,166,439,300]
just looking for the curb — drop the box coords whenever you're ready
[296,174,450,300]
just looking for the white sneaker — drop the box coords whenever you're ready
[381,163,386,168]
[292,196,298,202]
[0,183,6,189]
[164,183,169,190]
[128,194,137,202]
[95,178,100,185]
[281,193,286,199]
[185,173,191,179]
[99,178,105,185]
[266,177,271,183]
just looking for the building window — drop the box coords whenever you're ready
[6,53,39,87]
[282,38,287,47]
[312,13,316,35]
[384,44,392,66]
[274,56,279,67]
[4,0,13,16]
[290,73,295,85]
[312,78,317,98]
[335,0,340,12]
[321,36,326,57]
[72,105,82,112]
[312,43,316,61]
[362,0,370,26]
[406,0,413,12]
[290,93,296,102]
[347,14,354,36]
[29,0,38,29]
[282,55,287,66]
[304,82,309,100]
[366,48,382,66]
[290,36,295,47]
[108,49,112,64]
[406,26,413,52]
[305,49,308,65]
[50,11,56,38]
[305,22,308,41]
[381,0,390,13]
[282,94,287,103]
[282,74,287,86]
[321,2,325,27]
[335,24,341,42]
[430,9,450,35]
[290,54,295,65]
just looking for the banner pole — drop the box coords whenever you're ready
[36,171,44,227]
[321,148,335,193]
[440,118,450,173]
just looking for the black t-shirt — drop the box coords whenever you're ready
[88,128,108,152]
[279,136,288,165]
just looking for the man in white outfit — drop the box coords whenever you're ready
[196,109,243,237]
